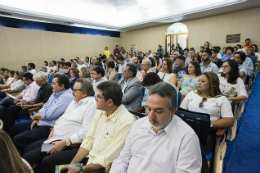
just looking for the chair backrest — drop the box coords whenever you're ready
[178,92,182,107]
[118,73,122,80]
[156,69,159,73]
[142,87,146,97]
[22,158,34,173]
[129,110,146,119]
[48,75,54,83]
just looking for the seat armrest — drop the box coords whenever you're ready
[1,86,9,89]
[7,89,22,93]
[216,128,226,137]
[235,100,241,105]
[28,107,42,112]
[70,143,81,149]
[134,107,145,112]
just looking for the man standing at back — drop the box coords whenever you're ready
[157,44,164,59]
[62,81,136,173]
[104,47,111,59]
[110,82,201,173]
[114,45,120,55]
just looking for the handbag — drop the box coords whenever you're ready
[175,108,211,144]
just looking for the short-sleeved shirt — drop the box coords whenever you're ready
[212,58,223,68]
[175,66,189,78]
[180,75,200,94]
[200,62,219,74]
[158,72,175,84]
[218,74,247,98]
[180,91,233,122]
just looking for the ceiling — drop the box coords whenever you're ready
[0,0,259,32]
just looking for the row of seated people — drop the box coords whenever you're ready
[0,61,248,173]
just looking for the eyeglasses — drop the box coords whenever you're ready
[72,89,82,92]
[222,66,230,68]
[95,95,105,100]
[141,64,148,66]
[199,98,207,108]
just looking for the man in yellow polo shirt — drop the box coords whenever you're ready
[63,81,136,173]
[104,46,112,59]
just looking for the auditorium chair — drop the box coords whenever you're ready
[15,106,42,124]
[0,119,3,129]
[118,73,122,80]
[230,100,242,141]
[22,158,34,173]
[48,74,54,84]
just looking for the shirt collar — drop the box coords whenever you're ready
[53,88,69,98]
[141,115,177,136]
[102,105,124,123]
[78,96,94,104]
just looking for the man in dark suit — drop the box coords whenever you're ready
[119,63,142,111]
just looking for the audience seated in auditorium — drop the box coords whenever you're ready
[222,47,227,56]
[114,45,120,56]
[0,130,31,173]
[183,48,191,64]
[78,59,87,70]
[221,47,234,62]
[0,70,15,89]
[0,73,39,123]
[117,56,127,73]
[247,47,257,66]
[3,72,53,134]
[28,63,37,75]
[200,50,219,74]
[92,67,108,95]
[12,74,74,154]
[218,60,247,101]
[79,67,92,83]
[212,46,222,59]
[64,62,71,76]
[175,43,182,52]
[69,67,80,90]
[137,59,152,81]
[119,63,142,111]
[194,54,202,63]
[0,71,23,98]
[153,55,162,71]
[233,52,249,82]
[57,61,66,74]
[148,57,156,73]
[141,72,161,110]
[190,49,196,62]
[243,38,252,48]
[158,59,177,86]
[60,81,136,173]
[177,61,201,97]
[180,72,234,173]
[43,61,49,71]
[104,46,112,59]
[48,61,57,73]
[89,56,97,73]
[85,56,90,67]
[237,49,254,77]
[132,56,142,72]
[22,65,28,74]
[23,79,96,173]
[211,49,223,68]
[106,61,119,82]
[251,44,259,60]
[110,82,202,173]
[204,41,210,49]
[175,56,189,80]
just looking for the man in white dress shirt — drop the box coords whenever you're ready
[110,82,202,173]
[22,78,97,173]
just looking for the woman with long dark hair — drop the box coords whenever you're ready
[218,60,247,101]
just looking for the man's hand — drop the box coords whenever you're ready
[13,98,19,104]
[0,90,4,93]
[48,128,54,139]
[61,166,80,173]
[31,112,41,121]
[21,105,32,110]
[30,120,39,130]
[47,140,67,154]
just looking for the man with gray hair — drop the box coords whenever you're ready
[136,59,152,81]
[89,56,97,73]
[3,72,53,133]
[110,82,202,173]
[23,78,97,172]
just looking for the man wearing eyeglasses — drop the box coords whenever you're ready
[62,81,136,173]
[136,59,152,81]
[23,79,97,173]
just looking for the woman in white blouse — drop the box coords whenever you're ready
[0,70,15,89]
[157,58,177,85]
[180,72,234,173]
[218,60,247,101]
[0,71,24,98]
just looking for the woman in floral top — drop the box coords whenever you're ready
[177,61,201,97]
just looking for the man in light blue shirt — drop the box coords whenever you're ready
[200,50,219,74]
[233,52,248,82]
[221,47,234,62]
[12,74,74,154]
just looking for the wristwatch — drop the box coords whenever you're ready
[65,139,71,147]
[210,124,213,128]
[80,166,83,173]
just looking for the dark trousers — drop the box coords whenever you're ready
[3,105,30,132]
[0,91,6,98]
[0,97,15,122]
[200,130,216,173]
[12,121,51,155]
